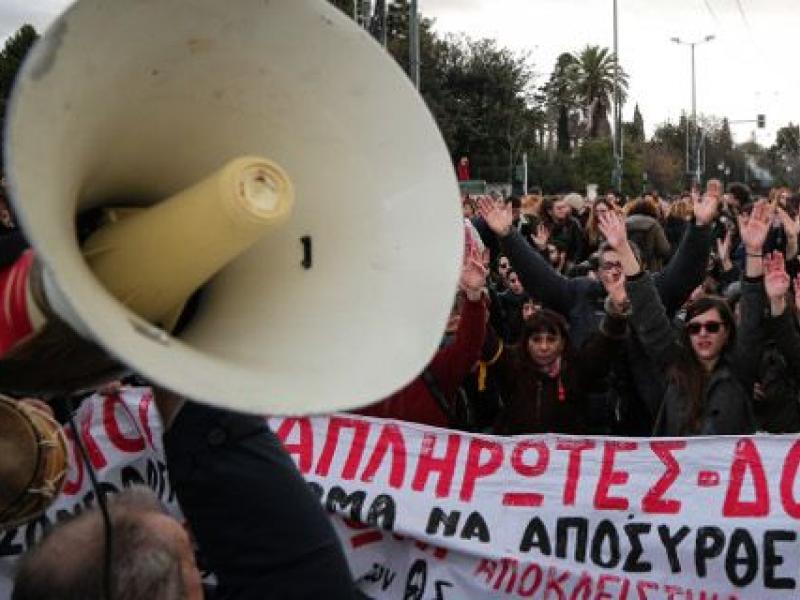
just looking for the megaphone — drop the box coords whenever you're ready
[3,0,462,415]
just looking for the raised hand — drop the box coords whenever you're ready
[597,210,627,251]
[764,251,790,300]
[693,192,720,226]
[459,240,488,299]
[532,223,550,250]
[477,196,512,237]
[777,208,800,238]
[738,200,774,253]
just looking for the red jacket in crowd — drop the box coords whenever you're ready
[355,297,487,428]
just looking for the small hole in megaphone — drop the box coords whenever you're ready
[301,235,313,269]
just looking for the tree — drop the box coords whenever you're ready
[327,0,356,17]
[644,142,684,194]
[384,5,543,183]
[630,104,645,144]
[543,53,579,154]
[575,138,614,191]
[773,123,800,158]
[571,45,628,139]
[0,24,39,172]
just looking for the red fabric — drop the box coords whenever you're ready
[457,159,471,182]
[355,298,487,427]
[0,250,35,356]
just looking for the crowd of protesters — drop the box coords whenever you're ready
[5,171,800,598]
[360,180,800,438]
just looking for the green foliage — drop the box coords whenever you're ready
[773,123,800,158]
[575,138,614,191]
[327,0,356,16]
[542,53,579,154]
[0,24,39,171]
[383,2,542,182]
[630,104,645,144]
[570,45,628,139]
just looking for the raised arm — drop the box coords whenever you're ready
[653,193,716,317]
[477,196,574,315]
[763,255,800,375]
[599,210,678,370]
[428,242,489,391]
[729,201,775,385]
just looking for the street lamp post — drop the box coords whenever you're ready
[409,0,420,89]
[671,34,715,187]
[612,0,623,193]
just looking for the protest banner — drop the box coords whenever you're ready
[2,390,799,599]
[271,414,800,599]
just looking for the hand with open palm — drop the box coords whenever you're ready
[477,196,512,237]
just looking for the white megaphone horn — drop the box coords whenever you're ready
[2,0,462,415]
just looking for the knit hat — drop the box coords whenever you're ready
[563,192,585,212]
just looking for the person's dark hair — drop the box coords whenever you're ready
[508,195,521,209]
[522,308,569,341]
[626,199,660,220]
[669,295,737,434]
[727,182,751,207]
[13,487,185,600]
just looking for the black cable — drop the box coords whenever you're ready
[64,394,114,600]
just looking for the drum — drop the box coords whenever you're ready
[0,395,68,529]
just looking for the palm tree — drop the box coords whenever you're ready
[571,45,628,139]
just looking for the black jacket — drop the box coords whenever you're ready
[164,403,359,599]
[625,273,763,436]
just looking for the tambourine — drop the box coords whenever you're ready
[0,395,68,529]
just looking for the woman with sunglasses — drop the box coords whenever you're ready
[597,202,771,436]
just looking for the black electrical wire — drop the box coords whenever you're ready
[65,395,114,600]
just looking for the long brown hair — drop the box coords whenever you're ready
[669,296,736,434]
[586,198,617,247]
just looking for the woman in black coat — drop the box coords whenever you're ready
[598,202,770,436]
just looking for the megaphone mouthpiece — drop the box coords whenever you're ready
[82,156,294,330]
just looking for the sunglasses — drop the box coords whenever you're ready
[687,321,724,336]
[499,263,510,269]
[600,261,623,272]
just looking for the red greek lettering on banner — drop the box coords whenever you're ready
[361,423,407,489]
[503,440,549,507]
[594,441,637,511]
[723,438,769,517]
[411,433,461,498]
[80,400,107,470]
[459,438,503,502]
[314,417,371,479]
[103,392,146,453]
[642,440,686,514]
[556,439,596,506]
[781,440,800,518]
[138,390,155,449]
[275,417,314,473]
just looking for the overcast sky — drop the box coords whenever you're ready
[2,0,797,145]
